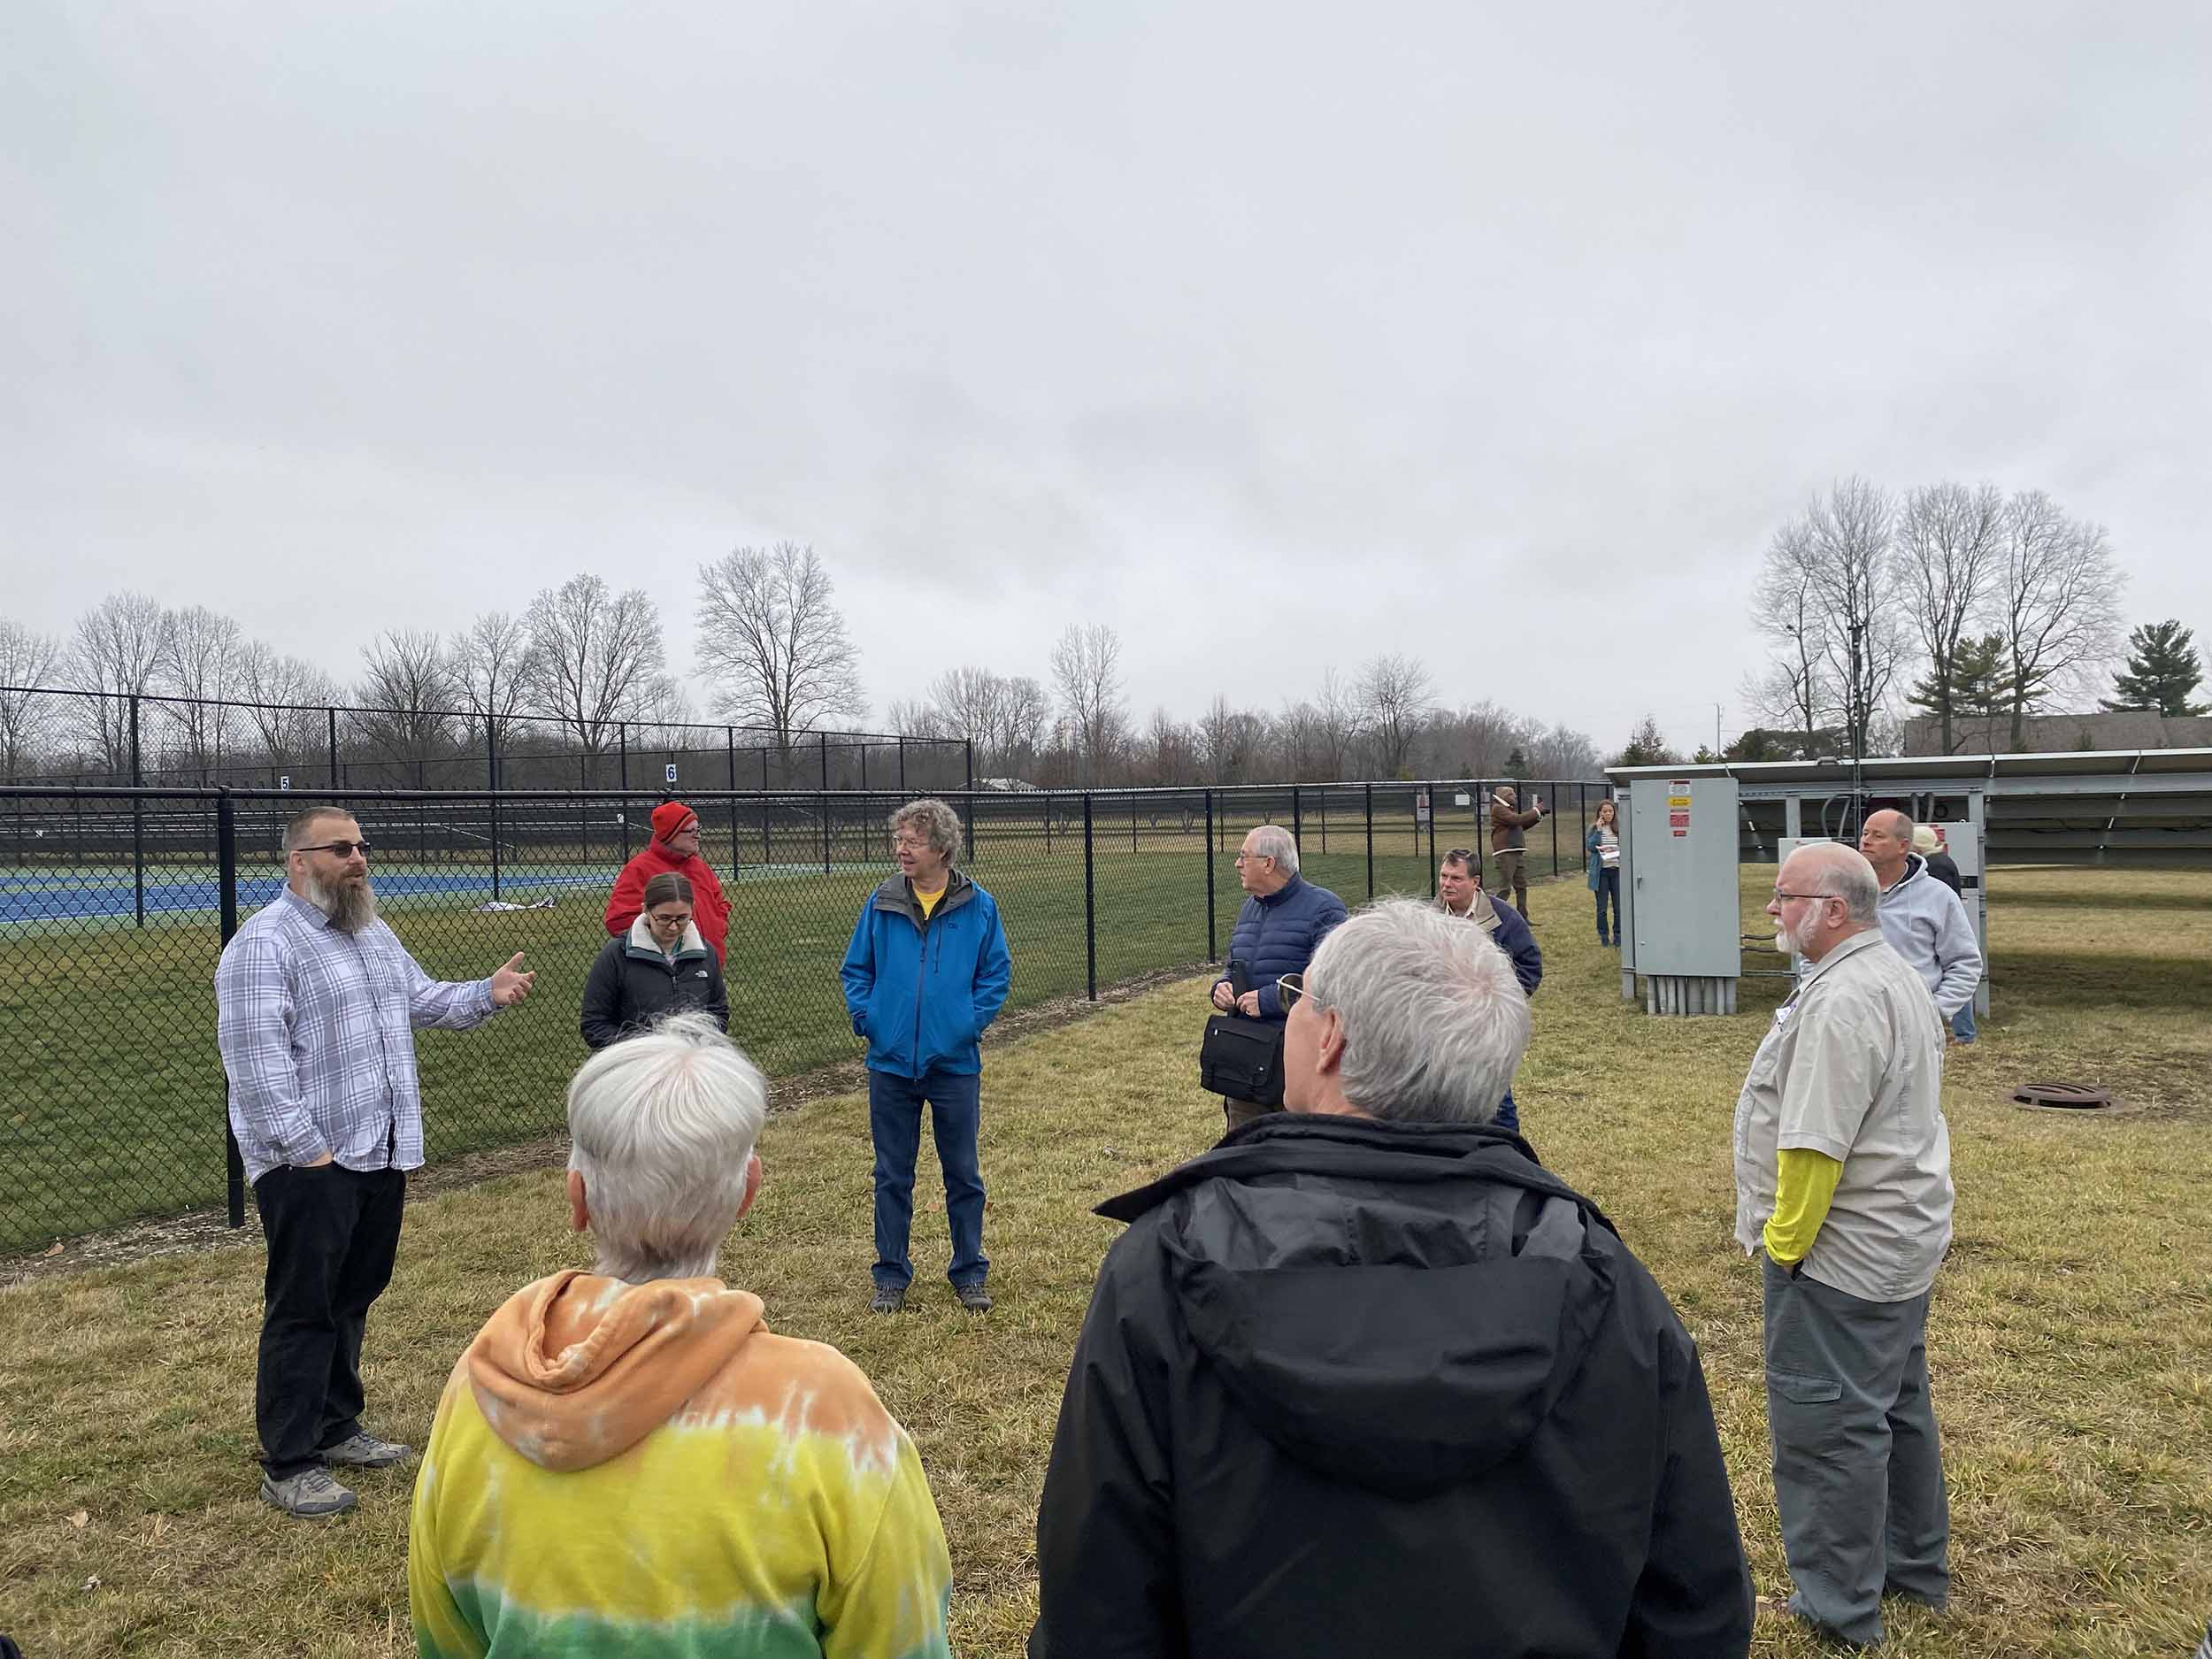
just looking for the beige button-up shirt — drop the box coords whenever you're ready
[1732,929,1953,1302]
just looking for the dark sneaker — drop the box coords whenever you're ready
[955,1283,993,1314]
[261,1467,357,1518]
[869,1286,906,1314]
[322,1431,411,1469]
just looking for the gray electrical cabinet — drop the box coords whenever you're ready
[1620,775,1741,1015]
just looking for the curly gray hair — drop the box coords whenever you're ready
[888,797,964,864]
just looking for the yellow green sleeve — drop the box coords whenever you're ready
[1763,1148,1844,1265]
[818,1433,954,1659]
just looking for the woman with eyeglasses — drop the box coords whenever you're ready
[580,872,729,1049]
[1586,799,1622,948]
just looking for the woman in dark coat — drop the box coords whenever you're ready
[580,872,729,1049]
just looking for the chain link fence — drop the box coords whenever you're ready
[0,777,1606,1256]
[0,684,972,795]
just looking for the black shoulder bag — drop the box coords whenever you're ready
[1198,958,1285,1105]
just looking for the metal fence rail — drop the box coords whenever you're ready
[0,777,1605,1255]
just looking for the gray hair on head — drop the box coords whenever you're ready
[282,806,352,851]
[566,1011,768,1283]
[1788,841,1881,925]
[1304,897,1529,1126]
[888,797,963,864]
[1245,823,1299,875]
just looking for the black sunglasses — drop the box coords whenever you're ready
[295,840,372,859]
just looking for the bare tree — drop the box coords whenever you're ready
[526,573,671,764]
[1993,491,2125,749]
[236,642,340,772]
[1525,723,1601,781]
[1747,522,1833,757]
[1356,651,1434,779]
[66,591,172,775]
[1314,667,1362,780]
[1430,699,1529,778]
[1197,695,1268,784]
[996,675,1052,780]
[1752,480,1908,758]
[1049,623,1128,785]
[446,610,540,773]
[356,629,457,772]
[157,604,244,776]
[1142,706,1196,787]
[886,696,949,739]
[0,618,62,780]
[694,542,867,750]
[1894,481,2006,754]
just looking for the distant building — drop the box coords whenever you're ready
[1900,711,2212,757]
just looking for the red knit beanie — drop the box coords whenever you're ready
[651,802,696,843]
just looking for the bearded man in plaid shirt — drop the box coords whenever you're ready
[217,805,535,1518]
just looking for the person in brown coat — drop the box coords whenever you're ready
[1489,785,1548,919]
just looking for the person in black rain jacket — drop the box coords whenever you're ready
[580,872,728,1049]
[1031,898,1753,1659]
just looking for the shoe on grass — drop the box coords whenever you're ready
[261,1466,357,1518]
[955,1283,993,1314]
[869,1286,906,1314]
[322,1431,411,1468]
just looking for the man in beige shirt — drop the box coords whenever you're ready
[1733,841,1952,1648]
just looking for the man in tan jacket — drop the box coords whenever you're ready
[1488,786,1548,919]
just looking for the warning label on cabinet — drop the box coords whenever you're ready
[1668,780,1692,838]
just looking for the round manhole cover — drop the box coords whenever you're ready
[2012,1081,2120,1112]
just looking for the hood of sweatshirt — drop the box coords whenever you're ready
[1098,1115,1620,1500]
[465,1270,767,1472]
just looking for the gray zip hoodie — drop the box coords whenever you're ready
[1876,852,1983,1017]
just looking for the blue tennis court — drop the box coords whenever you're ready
[0,868,614,925]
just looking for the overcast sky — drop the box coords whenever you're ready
[6,2,2208,755]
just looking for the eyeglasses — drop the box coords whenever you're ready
[1233,851,1272,864]
[295,840,372,859]
[1770,890,1837,902]
[1278,972,1306,1011]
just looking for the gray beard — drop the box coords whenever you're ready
[303,869,379,933]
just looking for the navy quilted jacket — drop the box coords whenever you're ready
[1214,874,1349,1023]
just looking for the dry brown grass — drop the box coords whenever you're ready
[2,864,2208,1655]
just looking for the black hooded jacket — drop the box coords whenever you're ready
[1029,1115,1752,1659]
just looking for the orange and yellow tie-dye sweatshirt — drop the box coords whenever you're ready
[409,1270,953,1659]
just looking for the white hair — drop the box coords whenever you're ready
[1304,898,1530,1126]
[1245,823,1300,876]
[889,797,964,864]
[566,1012,768,1283]
[1787,841,1881,925]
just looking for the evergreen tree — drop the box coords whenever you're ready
[1615,715,1680,768]
[2101,620,2209,716]
[1505,745,1529,779]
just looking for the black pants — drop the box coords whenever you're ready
[251,1163,406,1479]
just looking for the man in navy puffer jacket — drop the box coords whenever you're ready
[1209,824,1348,1133]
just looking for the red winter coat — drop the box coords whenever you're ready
[605,843,732,962]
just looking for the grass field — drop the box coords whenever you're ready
[0,818,1474,1254]
[0,864,2206,1656]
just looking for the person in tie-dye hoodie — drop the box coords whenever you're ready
[409,1013,953,1659]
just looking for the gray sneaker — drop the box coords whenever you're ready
[261,1466,357,1518]
[955,1283,993,1314]
[322,1431,411,1469]
[869,1285,905,1314]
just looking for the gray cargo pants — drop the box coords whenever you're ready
[1762,1255,1949,1647]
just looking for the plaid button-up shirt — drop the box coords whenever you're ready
[216,890,497,1185]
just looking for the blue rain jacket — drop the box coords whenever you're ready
[841,869,1013,1079]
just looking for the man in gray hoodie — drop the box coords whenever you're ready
[1859,810,1983,1042]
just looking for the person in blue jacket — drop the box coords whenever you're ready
[1435,848,1541,1135]
[1210,824,1348,1134]
[841,797,1012,1317]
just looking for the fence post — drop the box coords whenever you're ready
[1427,783,1437,896]
[1364,784,1375,899]
[1204,788,1217,960]
[618,723,629,792]
[219,791,246,1229]
[488,726,503,902]
[897,735,907,792]
[1291,784,1302,851]
[820,790,832,874]
[860,744,868,794]
[964,739,974,794]
[130,695,145,926]
[820,731,830,791]
[1083,793,1097,1001]
[326,706,340,789]
[1550,780,1560,877]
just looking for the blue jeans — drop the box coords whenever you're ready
[868,1067,988,1291]
[1950,1003,1976,1042]
[1594,868,1620,943]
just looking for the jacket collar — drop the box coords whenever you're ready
[1255,872,1307,908]
[624,914,710,963]
[870,865,974,923]
[1878,851,1926,896]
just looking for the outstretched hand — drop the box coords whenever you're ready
[491,952,535,1008]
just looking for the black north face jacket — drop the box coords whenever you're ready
[1029,1115,1752,1659]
